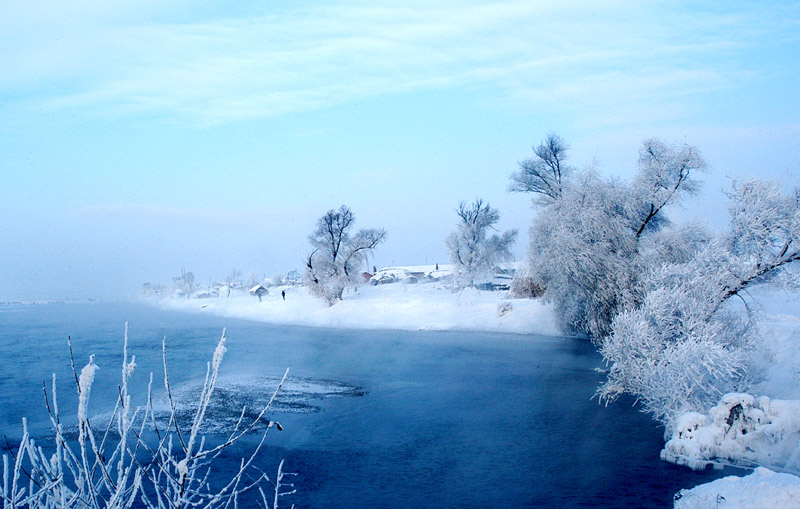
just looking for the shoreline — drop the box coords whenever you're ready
[145,283,561,337]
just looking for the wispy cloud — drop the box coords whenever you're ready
[70,201,314,226]
[1,0,796,126]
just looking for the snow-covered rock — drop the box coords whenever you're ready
[662,393,800,473]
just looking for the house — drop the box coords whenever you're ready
[286,270,302,284]
[250,284,269,302]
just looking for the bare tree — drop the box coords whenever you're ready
[508,133,572,202]
[446,199,517,286]
[305,205,386,305]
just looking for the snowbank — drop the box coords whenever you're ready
[674,467,800,508]
[151,282,560,336]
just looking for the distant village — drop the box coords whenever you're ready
[141,263,522,300]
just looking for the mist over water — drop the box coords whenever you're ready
[0,302,737,507]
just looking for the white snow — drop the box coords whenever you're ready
[662,393,800,472]
[151,282,560,336]
[77,355,98,423]
[674,467,800,508]
[751,288,800,401]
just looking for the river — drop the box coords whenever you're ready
[0,301,736,507]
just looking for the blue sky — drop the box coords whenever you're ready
[1,0,798,300]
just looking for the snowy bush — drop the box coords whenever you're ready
[497,301,513,316]
[597,280,754,426]
[527,171,646,337]
[0,325,295,508]
[509,273,543,298]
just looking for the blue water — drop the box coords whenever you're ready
[0,302,737,507]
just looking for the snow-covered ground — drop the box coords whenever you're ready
[674,467,800,508]
[154,281,560,336]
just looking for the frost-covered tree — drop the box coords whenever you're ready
[246,271,262,288]
[517,136,706,338]
[270,272,285,286]
[598,178,800,428]
[173,268,195,298]
[528,171,643,336]
[446,199,517,286]
[629,139,706,238]
[305,205,386,305]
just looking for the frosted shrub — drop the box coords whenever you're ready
[528,172,645,338]
[509,273,542,298]
[598,283,753,427]
[496,301,513,316]
[0,325,295,508]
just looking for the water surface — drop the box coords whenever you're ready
[0,302,737,507]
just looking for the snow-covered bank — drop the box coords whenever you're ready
[752,289,800,401]
[149,283,560,336]
[674,467,800,508]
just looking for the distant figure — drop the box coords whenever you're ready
[281,290,286,300]
[373,265,377,274]
[435,263,439,271]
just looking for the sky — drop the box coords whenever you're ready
[1,0,798,301]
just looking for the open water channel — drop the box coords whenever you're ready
[0,302,737,507]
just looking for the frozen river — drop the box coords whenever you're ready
[0,302,735,507]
